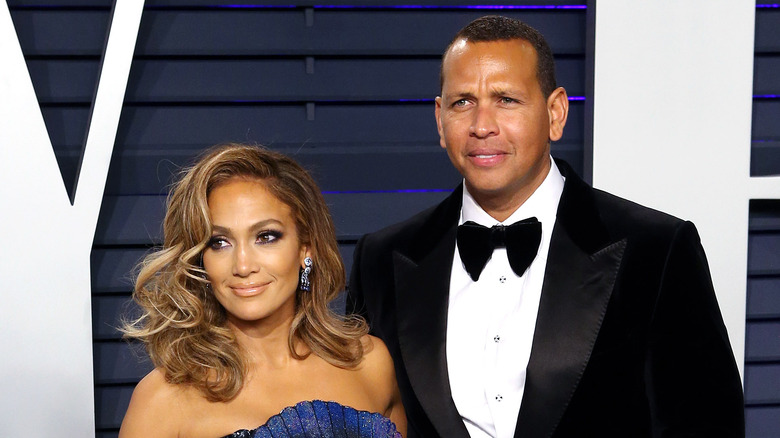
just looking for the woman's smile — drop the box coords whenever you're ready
[202,178,310,325]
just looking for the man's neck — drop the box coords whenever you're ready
[472,192,531,222]
[465,158,557,223]
[467,180,543,223]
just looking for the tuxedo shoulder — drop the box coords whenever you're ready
[589,187,695,238]
[557,158,685,233]
[362,204,435,243]
[359,195,456,255]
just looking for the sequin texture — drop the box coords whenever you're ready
[221,400,401,438]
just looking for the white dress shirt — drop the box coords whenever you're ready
[446,160,565,438]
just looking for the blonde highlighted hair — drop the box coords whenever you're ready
[123,143,367,401]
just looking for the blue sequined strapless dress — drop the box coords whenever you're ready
[222,400,402,438]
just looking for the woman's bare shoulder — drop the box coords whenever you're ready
[132,368,184,405]
[356,335,396,391]
[360,335,392,366]
[357,335,406,436]
[119,369,185,438]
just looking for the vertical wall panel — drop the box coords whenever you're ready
[746,3,780,435]
[745,202,780,436]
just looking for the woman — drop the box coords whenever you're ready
[120,144,405,438]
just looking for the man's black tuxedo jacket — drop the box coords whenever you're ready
[348,160,744,438]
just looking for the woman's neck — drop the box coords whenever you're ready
[227,311,302,369]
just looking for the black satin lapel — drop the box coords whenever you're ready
[394,226,470,438]
[514,232,627,438]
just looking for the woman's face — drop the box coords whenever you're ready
[202,178,309,327]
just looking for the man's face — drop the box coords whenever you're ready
[435,38,567,215]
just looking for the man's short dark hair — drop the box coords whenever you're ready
[440,16,557,97]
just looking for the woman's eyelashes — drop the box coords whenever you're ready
[207,230,283,250]
[208,236,230,250]
[256,230,283,244]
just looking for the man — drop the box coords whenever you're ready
[348,16,744,438]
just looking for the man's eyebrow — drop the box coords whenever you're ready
[444,91,475,100]
[489,86,522,95]
[489,87,531,101]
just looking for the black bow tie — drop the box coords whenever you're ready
[456,218,542,282]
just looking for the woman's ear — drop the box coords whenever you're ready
[300,246,312,267]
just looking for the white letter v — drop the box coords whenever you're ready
[0,2,145,436]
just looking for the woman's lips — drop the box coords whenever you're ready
[229,282,270,297]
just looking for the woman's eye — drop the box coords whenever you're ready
[257,230,283,245]
[208,237,230,250]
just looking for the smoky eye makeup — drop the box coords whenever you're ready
[257,229,283,244]
[207,235,230,250]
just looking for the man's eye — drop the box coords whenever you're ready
[453,99,469,107]
[257,230,283,245]
[208,237,230,250]
[500,97,517,104]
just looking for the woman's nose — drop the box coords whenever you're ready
[232,244,259,277]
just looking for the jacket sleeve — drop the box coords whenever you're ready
[645,221,745,436]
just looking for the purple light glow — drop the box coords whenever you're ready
[754,94,780,99]
[396,97,588,102]
[144,2,772,9]
[228,99,294,103]
[312,5,586,9]
[401,97,588,101]
[323,189,453,194]
[219,4,297,8]
[228,97,586,104]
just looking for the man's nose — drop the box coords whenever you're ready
[469,106,499,138]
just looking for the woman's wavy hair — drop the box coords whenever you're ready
[123,143,367,401]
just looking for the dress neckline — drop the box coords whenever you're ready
[222,400,401,438]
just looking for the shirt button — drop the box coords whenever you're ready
[496,394,503,402]
[499,276,506,283]
[493,335,501,343]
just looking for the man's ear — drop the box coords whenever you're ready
[547,87,569,142]
[435,96,447,149]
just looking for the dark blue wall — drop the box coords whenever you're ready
[7,1,778,437]
[745,6,780,437]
